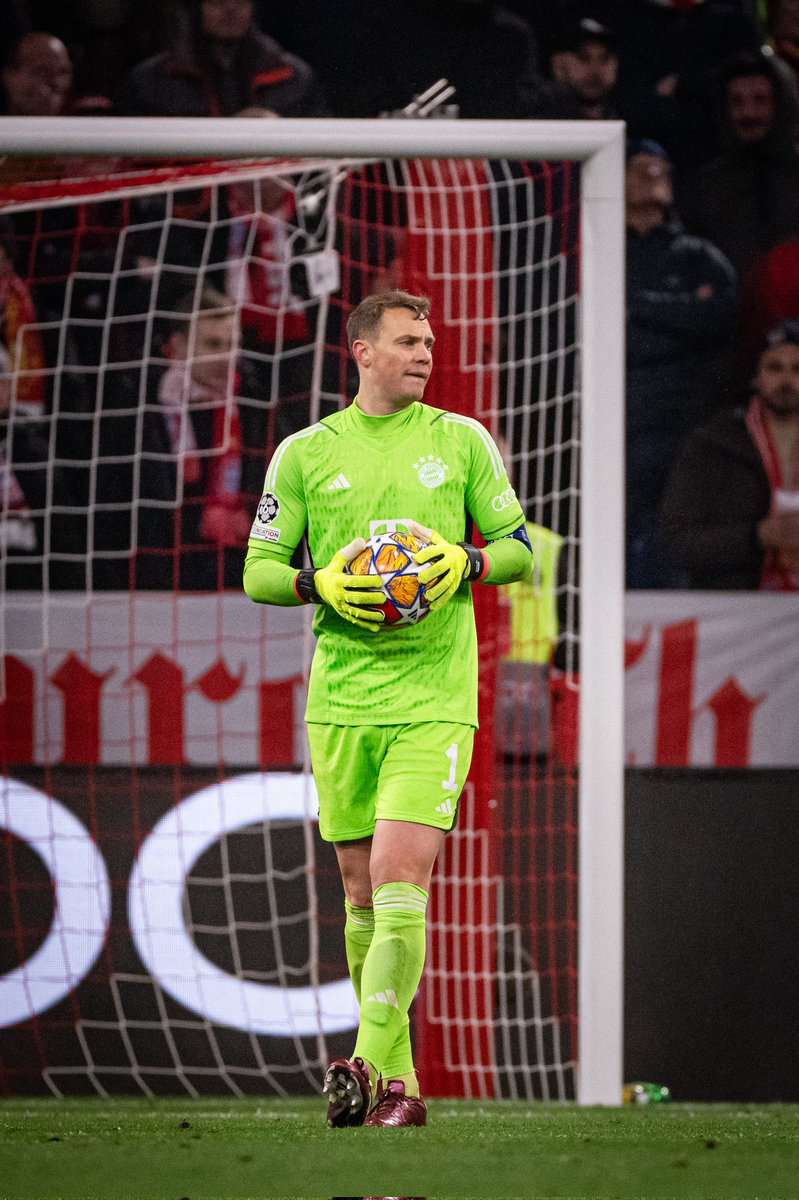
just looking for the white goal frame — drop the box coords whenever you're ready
[0,116,625,1106]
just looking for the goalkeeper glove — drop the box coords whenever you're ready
[295,538,386,630]
[414,529,488,612]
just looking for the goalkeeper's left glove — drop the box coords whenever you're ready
[414,528,488,612]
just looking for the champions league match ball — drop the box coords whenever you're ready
[345,530,434,628]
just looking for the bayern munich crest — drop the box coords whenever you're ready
[413,455,449,489]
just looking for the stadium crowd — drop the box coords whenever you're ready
[2,0,799,591]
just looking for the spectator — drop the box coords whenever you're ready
[0,32,115,186]
[0,341,83,590]
[679,48,799,281]
[121,127,337,444]
[115,0,329,117]
[736,232,799,384]
[536,16,619,120]
[221,166,324,442]
[0,32,73,116]
[603,0,762,178]
[660,318,799,590]
[26,0,164,103]
[625,138,738,588]
[95,286,261,591]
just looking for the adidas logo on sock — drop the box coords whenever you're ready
[327,473,351,490]
[435,799,453,816]
[366,989,399,1008]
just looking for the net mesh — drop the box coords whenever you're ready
[0,152,580,1100]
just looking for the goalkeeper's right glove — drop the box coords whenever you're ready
[294,538,386,631]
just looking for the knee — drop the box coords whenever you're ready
[339,863,374,908]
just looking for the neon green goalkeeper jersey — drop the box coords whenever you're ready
[247,399,526,727]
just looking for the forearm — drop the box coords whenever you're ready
[481,530,535,585]
[243,542,304,605]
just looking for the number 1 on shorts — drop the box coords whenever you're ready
[443,742,459,792]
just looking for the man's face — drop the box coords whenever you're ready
[172,313,239,394]
[727,75,776,144]
[754,343,799,417]
[357,307,435,408]
[2,35,72,116]
[625,154,673,213]
[200,0,254,43]
[551,43,618,106]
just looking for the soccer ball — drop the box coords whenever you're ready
[345,530,433,628]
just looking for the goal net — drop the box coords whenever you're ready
[0,120,624,1104]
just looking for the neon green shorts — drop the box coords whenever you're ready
[307,721,475,843]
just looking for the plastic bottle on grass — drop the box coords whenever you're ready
[623,1081,672,1105]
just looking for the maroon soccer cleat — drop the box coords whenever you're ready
[363,1079,427,1127]
[323,1056,372,1128]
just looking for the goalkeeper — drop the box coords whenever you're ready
[244,289,533,1127]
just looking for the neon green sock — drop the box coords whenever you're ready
[343,899,375,1003]
[379,1025,416,1080]
[344,898,415,1084]
[352,882,428,1078]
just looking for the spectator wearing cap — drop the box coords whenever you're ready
[679,48,799,282]
[536,17,618,120]
[660,318,799,590]
[625,137,738,589]
[115,0,329,117]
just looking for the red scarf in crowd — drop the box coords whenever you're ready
[746,396,799,591]
[158,364,243,519]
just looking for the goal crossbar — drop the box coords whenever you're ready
[0,116,625,1106]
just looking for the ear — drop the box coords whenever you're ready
[164,330,187,361]
[550,53,569,86]
[353,339,371,368]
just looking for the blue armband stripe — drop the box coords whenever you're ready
[500,524,534,554]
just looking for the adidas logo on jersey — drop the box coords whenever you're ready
[366,989,399,1008]
[435,799,453,816]
[327,473,351,490]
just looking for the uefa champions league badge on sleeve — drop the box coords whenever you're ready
[250,492,281,543]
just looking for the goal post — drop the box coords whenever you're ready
[0,116,625,1105]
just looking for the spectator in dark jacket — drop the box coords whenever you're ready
[115,0,328,117]
[661,318,799,590]
[94,286,265,591]
[679,48,799,282]
[625,138,738,588]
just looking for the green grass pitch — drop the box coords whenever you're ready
[1,1097,798,1199]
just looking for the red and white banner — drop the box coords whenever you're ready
[2,592,309,767]
[3,591,798,768]
[625,592,799,768]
